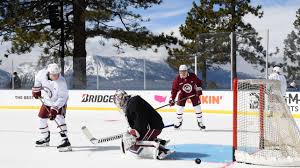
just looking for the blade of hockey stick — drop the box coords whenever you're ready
[82,124,174,145]
[81,126,123,144]
[81,126,100,144]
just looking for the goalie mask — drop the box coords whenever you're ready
[113,89,129,108]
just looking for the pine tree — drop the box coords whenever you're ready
[167,0,230,88]
[217,0,265,78]
[282,9,300,81]
[167,0,265,88]
[0,0,177,88]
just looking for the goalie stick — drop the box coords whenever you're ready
[82,124,174,144]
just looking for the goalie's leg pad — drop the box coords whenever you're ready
[123,141,160,159]
[122,140,175,160]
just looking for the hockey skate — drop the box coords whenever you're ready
[35,132,50,147]
[155,138,170,146]
[57,138,72,152]
[197,121,206,130]
[174,120,183,129]
[156,148,175,160]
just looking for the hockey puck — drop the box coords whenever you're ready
[195,158,201,164]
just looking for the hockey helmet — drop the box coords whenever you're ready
[273,66,282,74]
[179,64,188,71]
[290,80,297,88]
[113,89,128,108]
[47,63,60,74]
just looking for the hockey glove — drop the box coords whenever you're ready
[169,99,175,106]
[122,129,140,150]
[195,86,202,96]
[49,107,58,120]
[32,87,41,99]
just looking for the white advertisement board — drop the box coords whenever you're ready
[0,90,299,117]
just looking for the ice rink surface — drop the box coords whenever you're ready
[1,109,300,168]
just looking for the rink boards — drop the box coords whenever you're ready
[1,90,300,117]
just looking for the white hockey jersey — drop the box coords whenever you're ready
[34,69,69,108]
[268,72,287,96]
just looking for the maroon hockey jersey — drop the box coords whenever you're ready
[170,72,202,100]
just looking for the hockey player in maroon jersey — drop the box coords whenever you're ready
[169,64,206,130]
[113,89,174,159]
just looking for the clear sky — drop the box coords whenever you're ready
[1,0,300,71]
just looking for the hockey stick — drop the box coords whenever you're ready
[82,124,174,145]
[82,94,195,144]
[38,98,67,134]
[154,94,196,110]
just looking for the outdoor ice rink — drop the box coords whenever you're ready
[1,109,300,168]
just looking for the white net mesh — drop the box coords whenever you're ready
[235,79,300,166]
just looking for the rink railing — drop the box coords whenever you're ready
[1,90,300,118]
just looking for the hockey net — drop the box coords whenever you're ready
[233,79,300,166]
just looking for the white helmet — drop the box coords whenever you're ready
[273,66,282,74]
[291,81,297,87]
[47,63,60,74]
[179,64,188,71]
[113,89,128,108]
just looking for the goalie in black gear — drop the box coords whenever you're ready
[113,89,174,160]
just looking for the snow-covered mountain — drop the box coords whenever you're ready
[0,69,11,88]
[90,55,176,80]
[0,55,255,90]
[84,55,177,90]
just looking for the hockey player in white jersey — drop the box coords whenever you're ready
[269,66,287,96]
[268,66,287,117]
[32,63,71,152]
